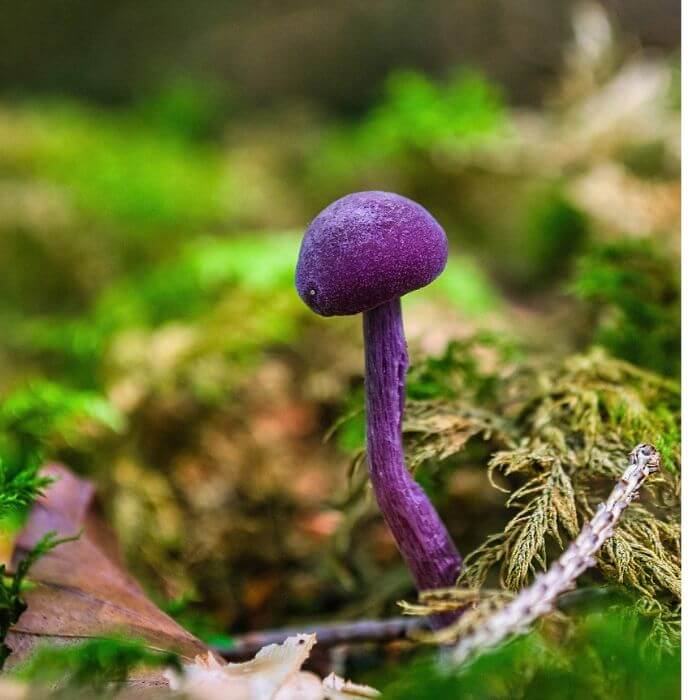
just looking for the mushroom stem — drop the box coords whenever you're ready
[363,298,462,591]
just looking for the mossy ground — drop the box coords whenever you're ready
[0,22,681,695]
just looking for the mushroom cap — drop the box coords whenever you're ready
[295,191,448,316]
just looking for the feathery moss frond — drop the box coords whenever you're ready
[403,345,680,643]
[0,381,123,519]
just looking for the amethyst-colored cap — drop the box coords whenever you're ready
[296,191,448,316]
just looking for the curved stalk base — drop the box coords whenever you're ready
[363,299,461,592]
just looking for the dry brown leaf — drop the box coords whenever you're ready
[5,467,380,697]
[5,464,215,679]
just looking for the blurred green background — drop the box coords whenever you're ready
[0,0,680,690]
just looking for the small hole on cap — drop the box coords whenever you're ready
[309,288,316,296]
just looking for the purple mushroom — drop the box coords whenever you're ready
[296,191,461,592]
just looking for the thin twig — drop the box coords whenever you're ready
[215,617,428,661]
[451,443,661,666]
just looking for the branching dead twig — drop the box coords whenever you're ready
[451,443,661,666]
[215,617,427,662]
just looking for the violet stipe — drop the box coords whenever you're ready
[296,191,462,593]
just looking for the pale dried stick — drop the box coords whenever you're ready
[215,617,427,661]
[451,443,661,666]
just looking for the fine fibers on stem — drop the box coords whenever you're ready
[363,299,461,592]
[451,443,661,666]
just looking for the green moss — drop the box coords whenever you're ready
[516,185,589,287]
[402,344,680,642]
[410,254,500,318]
[572,240,680,377]
[375,606,679,700]
[307,69,508,183]
[4,101,230,230]
[358,69,508,156]
[13,637,181,696]
[0,382,123,519]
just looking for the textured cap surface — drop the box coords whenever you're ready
[295,191,448,316]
